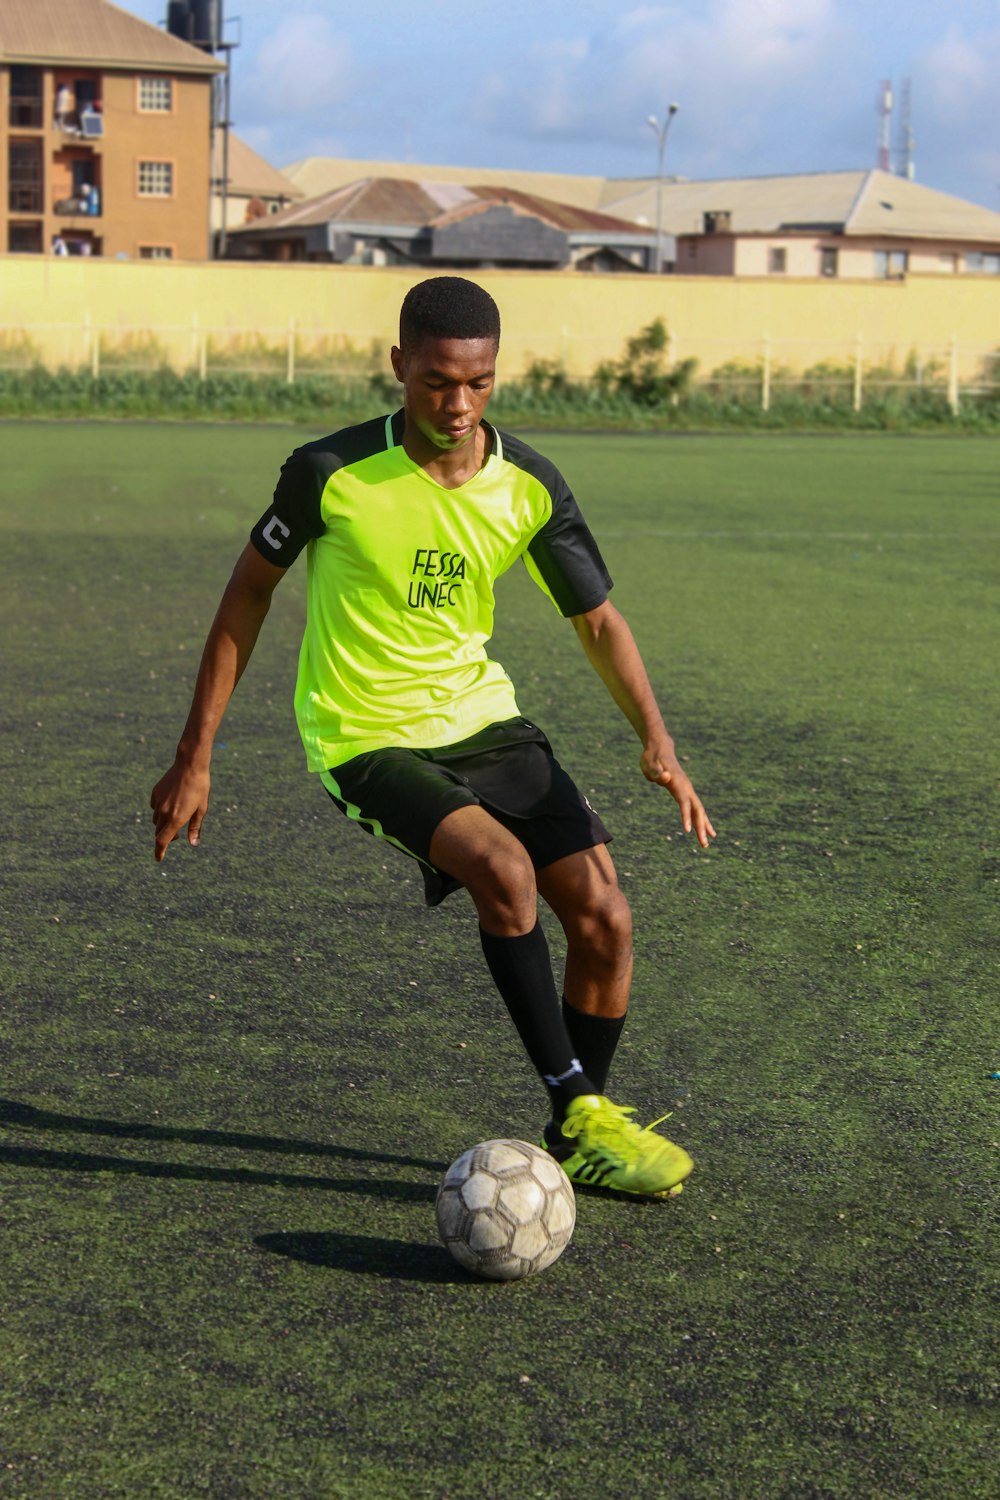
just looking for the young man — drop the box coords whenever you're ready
[151,277,715,1199]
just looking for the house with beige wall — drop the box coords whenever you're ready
[601,170,1000,279]
[0,0,221,260]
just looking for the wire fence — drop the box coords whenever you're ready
[1,318,998,412]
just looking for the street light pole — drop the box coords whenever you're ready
[647,102,679,273]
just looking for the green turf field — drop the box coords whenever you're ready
[1,423,997,1499]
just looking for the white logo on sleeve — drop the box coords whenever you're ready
[262,514,291,550]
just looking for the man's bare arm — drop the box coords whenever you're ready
[150,543,286,862]
[571,599,716,849]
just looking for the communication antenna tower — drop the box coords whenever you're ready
[876,78,893,172]
[896,78,915,180]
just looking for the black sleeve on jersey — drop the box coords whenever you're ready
[249,446,329,567]
[504,435,613,616]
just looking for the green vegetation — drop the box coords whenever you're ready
[1,425,997,1498]
[2,320,998,431]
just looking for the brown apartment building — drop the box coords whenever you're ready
[0,0,222,260]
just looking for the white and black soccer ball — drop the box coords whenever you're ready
[435,1138,576,1280]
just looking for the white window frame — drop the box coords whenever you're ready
[138,76,173,113]
[137,160,174,198]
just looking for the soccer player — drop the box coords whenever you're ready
[150,277,715,1198]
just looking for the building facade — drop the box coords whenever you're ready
[0,0,221,260]
[599,171,1000,279]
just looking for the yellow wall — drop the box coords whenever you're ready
[1,255,999,378]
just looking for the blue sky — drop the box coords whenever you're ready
[127,0,1000,209]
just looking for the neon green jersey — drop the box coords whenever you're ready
[250,410,611,771]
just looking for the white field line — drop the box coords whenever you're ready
[596,530,1000,541]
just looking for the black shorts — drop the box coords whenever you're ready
[321,717,611,906]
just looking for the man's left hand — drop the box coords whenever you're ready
[640,744,716,849]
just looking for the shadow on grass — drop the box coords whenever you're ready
[255,1230,470,1283]
[0,1098,444,1199]
[0,1098,446,1171]
[0,1142,439,1198]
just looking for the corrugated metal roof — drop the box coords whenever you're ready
[278,161,1000,245]
[281,156,607,211]
[600,169,1000,243]
[470,186,645,234]
[236,177,650,240]
[0,0,222,73]
[847,171,1000,240]
[600,171,868,232]
[248,178,442,232]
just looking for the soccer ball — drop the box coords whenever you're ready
[435,1138,576,1280]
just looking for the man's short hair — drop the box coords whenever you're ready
[399,277,501,351]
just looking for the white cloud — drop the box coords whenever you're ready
[244,12,354,121]
[478,0,847,172]
[910,27,1000,205]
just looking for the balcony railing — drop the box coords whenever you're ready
[54,190,102,218]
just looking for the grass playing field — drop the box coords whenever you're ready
[1,422,997,1499]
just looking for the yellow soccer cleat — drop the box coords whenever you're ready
[545,1094,693,1198]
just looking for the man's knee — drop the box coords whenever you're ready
[430,808,537,933]
[569,885,632,964]
[467,841,537,933]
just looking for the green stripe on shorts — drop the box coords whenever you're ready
[320,768,434,869]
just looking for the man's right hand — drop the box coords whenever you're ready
[150,760,211,863]
[146,542,285,865]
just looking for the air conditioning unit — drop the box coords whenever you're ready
[703,211,732,234]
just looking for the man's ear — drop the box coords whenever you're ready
[390,345,405,384]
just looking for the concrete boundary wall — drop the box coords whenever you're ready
[1,255,999,380]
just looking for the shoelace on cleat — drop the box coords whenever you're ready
[562,1099,675,1158]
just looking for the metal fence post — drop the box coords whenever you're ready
[853,333,863,412]
[948,336,959,414]
[762,336,771,412]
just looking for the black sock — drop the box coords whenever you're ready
[561,1000,626,1097]
[479,922,596,1118]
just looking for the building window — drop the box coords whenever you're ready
[8,139,43,213]
[9,221,43,253]
[138,160,174,197]
[965,252,1000,275]
[139,77,173,113]
[139,245,173,259]
[820,247,839,278]
[769,247,787,274]
[874,249,908,279]
[8,66,43,128]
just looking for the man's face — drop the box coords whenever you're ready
[390,336,497,452]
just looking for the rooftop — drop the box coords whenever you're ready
[212,133,304,201]
[600,169,1000,244]
[236,176,650,241]
[281,156,607,212]
[0,0,222,74]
